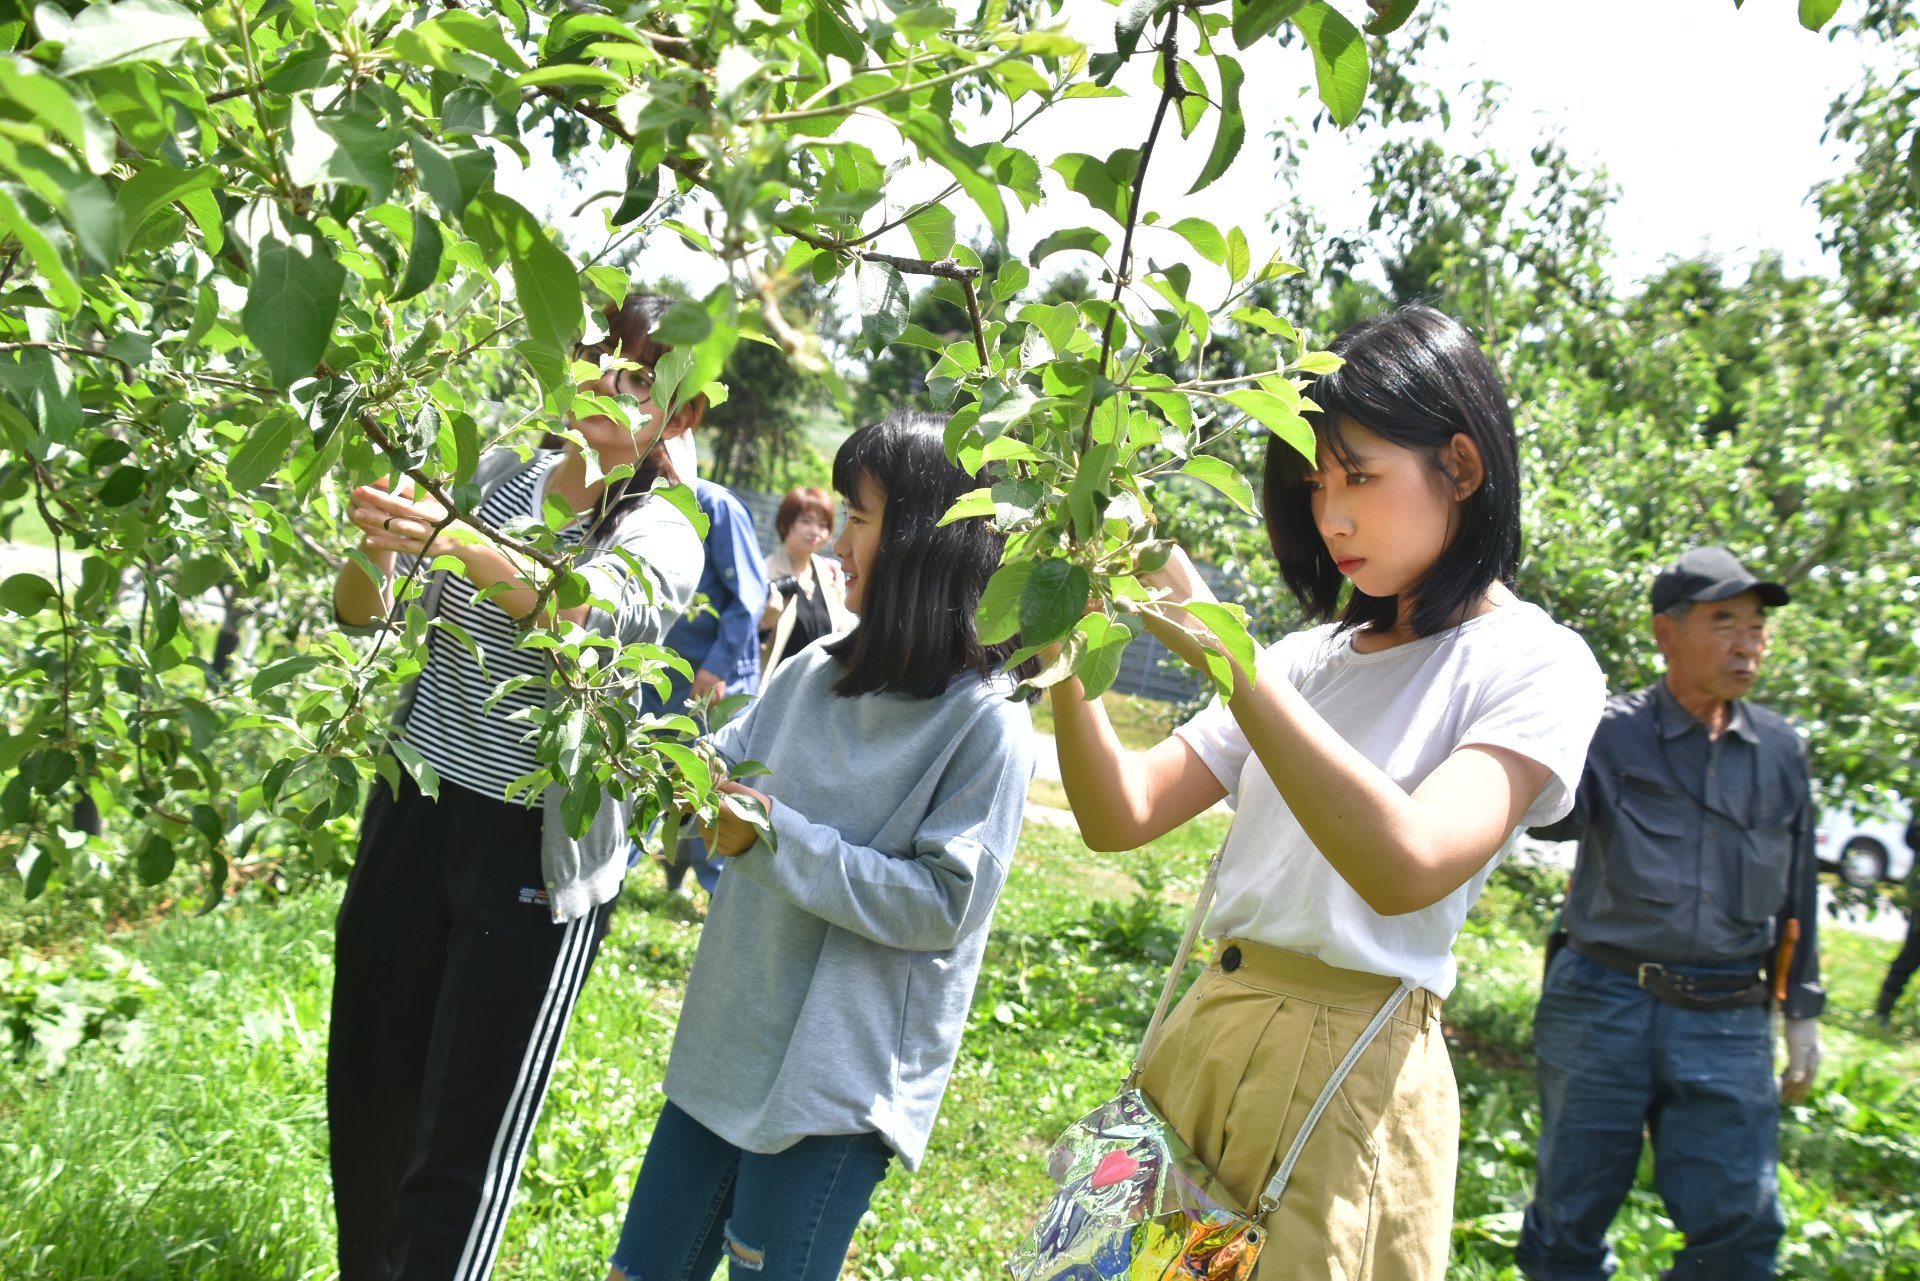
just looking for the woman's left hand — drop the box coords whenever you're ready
[701,779,773,857]
[1137,545,1232,674]
[351,483,457,559]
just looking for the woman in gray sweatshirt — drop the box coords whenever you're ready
[607,411,1038,1281]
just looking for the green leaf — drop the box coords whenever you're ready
[1363,0,1419,36]
[1051,152,1128,223]
[856,258,909,353]
[393,210,444,302]
[1167,216,1226,266]
[114,163,218,256]
[1224,388,1315,460]
[285,99,395,203]
[1180,455,1257,514]
[390,740,442,801]
[1233,0,1307,49]
[473,192,583,354]
[1114,0,1164,63]
[976,560,1034,645]
[1225,226,1251,282]
[250,654,325,699]
[938,488,996,526]
[1074,613,1133,699]
[652,480,710,540]
[0,60,113,171]
[58,0,205,74]
[1029,225,1112,266]
[1184,601,1257,688]
[1019,558,1092,646]
[242,232,345,388]
[226,411,301,491]
[906,203,957,261]
[411,134,496,219]
[135,832,176,885]
[0,572,57,616]
[1188,55,1245,194]
[414,10,529,70]
[0,182,80,311]
[1797,0,1842,30]
[1292,2,1369,128]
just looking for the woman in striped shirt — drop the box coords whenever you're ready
[327,295,706,1281]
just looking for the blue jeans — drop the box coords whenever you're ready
[1516,949,1783,1281]
[609,1101,892,1281]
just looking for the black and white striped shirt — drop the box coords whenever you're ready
[401,451,583,805]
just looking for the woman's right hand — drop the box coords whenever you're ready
[700,780,773,858]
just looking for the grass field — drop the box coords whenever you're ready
[4,810,1920,1279]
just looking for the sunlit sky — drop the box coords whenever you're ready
[495,0,1881,300]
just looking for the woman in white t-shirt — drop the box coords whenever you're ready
[1051,305,1605,1280]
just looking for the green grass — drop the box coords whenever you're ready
[1030,691,1178,753]
[5,837,1920,1279]
[0,499,57,549]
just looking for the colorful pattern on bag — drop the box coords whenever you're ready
[1007,1089,1262,1281]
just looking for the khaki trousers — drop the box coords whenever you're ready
[1136,940,1457,1281]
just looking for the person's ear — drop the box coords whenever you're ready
[1444,433,1486,501]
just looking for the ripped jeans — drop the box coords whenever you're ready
[609,1101,892,1281]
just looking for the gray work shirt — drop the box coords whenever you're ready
[1532,679,1825,1019]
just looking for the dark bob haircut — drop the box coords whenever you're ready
[825,411,1039,699]
[1262,304,1520,639]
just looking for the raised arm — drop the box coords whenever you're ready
[1047,677,1226,851]
[1139,548,1575,916]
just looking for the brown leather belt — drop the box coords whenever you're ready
[1567,939,1770,1012]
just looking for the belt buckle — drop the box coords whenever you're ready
[1637,962,1663,990]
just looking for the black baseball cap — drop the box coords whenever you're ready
[1650,546,1790,614]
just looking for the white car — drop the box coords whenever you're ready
[1815,797,1915,888]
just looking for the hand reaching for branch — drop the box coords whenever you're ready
[350,477,455,559]
[1137,544,1230,674]
[700,780,773,857]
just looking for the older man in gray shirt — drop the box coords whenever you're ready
[1517,546,1823,1281]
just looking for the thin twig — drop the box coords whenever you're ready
[751,51,1017,125]
[1083,14,1181,455]
[961,277,989,367]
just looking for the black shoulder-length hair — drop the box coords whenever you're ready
[1262,304,1520,639]
[824,410,1040,699]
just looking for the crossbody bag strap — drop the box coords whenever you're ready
[1254,979,1412,1215]
[1125,835,1229,1087]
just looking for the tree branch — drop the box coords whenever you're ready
[1084,14,1180,454]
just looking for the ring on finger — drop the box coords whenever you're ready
[382,516,394,531]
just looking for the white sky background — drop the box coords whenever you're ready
[495,0,1882,306]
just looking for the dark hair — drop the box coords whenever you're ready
[552,292,707,531]
[1261,305,1520,638]
[824,411,1039,698]
[775,486,835,540]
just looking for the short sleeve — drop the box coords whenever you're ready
[1172,695,1250,807]
[1170,631,1319,808]
[1454,622,1606,827]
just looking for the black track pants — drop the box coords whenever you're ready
[328,771,615,1281]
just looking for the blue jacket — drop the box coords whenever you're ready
[646,478,769,709]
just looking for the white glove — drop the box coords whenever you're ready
[1780,1017,1820,1103]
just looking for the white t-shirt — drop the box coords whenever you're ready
[1173,601,1604,997]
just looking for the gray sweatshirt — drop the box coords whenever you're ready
[663,641,1035,1168]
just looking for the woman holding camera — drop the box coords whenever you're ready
[759,485,855,673]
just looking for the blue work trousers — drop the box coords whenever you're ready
[1516,949,1783,1281]
[609,1100,892,1281]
